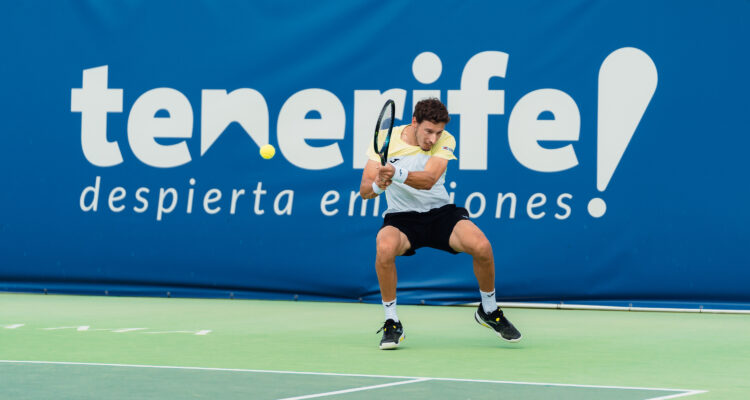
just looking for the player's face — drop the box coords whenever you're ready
[413,120,445,151]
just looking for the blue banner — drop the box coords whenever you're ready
[1,1,748,306]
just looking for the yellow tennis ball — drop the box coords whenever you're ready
[259,144,275,159]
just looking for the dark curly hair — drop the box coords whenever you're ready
[413,98,450,124]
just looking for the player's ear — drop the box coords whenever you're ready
[412,116,418,126]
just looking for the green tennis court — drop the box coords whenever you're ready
[2,293,749,399]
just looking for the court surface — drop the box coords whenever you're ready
[2,293,749,399]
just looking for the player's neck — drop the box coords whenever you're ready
[400,124,418,146]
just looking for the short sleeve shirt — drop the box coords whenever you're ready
[367,125,457,214]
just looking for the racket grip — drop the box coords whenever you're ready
[372,182,385,195]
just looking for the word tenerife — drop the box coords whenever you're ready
[70,49,654,174]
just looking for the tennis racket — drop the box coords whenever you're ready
[373,99,395,166]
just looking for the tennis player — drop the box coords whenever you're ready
[360,98,522,349]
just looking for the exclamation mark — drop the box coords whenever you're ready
[589,47,658,218]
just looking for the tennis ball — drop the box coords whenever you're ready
[259,144,275,159]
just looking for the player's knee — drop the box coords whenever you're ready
[376,237,400,259]
[472,239,493,261]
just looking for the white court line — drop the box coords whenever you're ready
[276,378,430,400]
[26,327,209,335]
[3,324,24,329]
[0,360,706,397]
[645,392,707,400]
[41,326,84,330]
[494,301,750,314]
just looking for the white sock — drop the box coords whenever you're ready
[383,299,399,322]
[480,289,497,314]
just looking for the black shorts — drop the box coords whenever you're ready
[380,204,470,256]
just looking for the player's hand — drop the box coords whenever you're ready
[374,175,391,190]
[378,163,395,181]
[375,165,393,190]
[375,178,391,190]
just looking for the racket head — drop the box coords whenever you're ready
[373,99,396,166]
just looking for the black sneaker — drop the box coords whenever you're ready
[377,319,404,350]
[475,305,522,342]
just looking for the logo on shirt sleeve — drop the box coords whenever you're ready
[441,146,454,153]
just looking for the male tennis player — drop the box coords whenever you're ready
[360,98,521,350]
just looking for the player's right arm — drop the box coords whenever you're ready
[360,160,390,199]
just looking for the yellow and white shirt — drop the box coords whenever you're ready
[367,125,457,215]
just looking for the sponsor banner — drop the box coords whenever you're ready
[0,1,748,304]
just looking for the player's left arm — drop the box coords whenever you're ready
[401,157,448,190]
[378,132,456,190]
[377,154,450,190]
[377,157,448,190]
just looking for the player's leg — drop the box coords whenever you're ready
[375,226,410,349]
[449,220,522,342]
[448,220,494,292]
[375,226,411,302]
